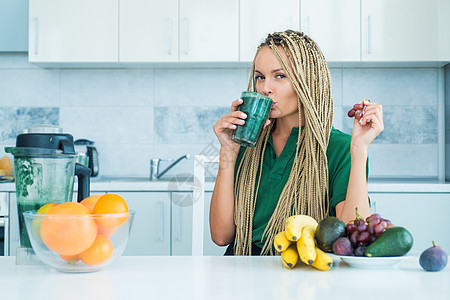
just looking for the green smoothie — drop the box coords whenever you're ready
[231,91,273,147]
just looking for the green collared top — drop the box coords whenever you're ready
[234,127,368,249]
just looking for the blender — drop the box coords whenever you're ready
[5,125,91,264]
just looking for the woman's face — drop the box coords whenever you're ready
[254,46,299,120]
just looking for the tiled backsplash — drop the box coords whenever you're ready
[0,53,447,179]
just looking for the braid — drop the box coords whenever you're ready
[234,30,333,255]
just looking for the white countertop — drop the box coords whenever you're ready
[0,255,449,300]
[1,177,450,193]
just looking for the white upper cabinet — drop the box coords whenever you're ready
[29,0,118,62]
[27,0,450,64]
[179,0,239,62]
[361,0,449,61]
[301,0,360,62]
[240,0,300,62]
[120,0,178,62]
[438,0,450,61]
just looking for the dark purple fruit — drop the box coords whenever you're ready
[332,237,353,256]
[366,213,381,223]
[350,231,359,246]
[419,241,448,272]
[354,246,367,256]
[356,222,367,232]
[346,223,357,234]
[358,231,371,243]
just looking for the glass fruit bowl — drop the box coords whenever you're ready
[23,210,135,273]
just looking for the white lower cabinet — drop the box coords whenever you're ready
[369,193,450,253]
[8,193,18,256]
[119,191,224,256]
[171,192,226,256]
[121,192,171,256]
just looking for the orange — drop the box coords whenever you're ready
[93,193,129,236]
[40,202,98,256]
[79,234,113,266]
[60,254,81,265]
[80,194,103,213]
[32,202,58,242]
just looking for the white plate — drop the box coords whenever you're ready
[336,255,409,268]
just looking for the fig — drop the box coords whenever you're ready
[419,241,448,272]
[332,237,353,256]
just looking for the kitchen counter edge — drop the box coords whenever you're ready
[1,180,450,193]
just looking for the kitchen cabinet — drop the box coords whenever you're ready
[34,0,238,63]
[361,0,450,61]
[240,0,300,62]
[0,0,28,51]
[121,192,171,256]
[119,0,178,62]
[179,0,238,62]
[28,0,118,62]
[27,0,450,64]
[301,0,360,62]
[0,193,9,256]
[171,192,225,256]
[8,193,19,256]
[369,192,450,252]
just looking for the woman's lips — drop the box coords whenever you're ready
[271,102,277,109]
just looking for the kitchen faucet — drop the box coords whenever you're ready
[150,154,191,180]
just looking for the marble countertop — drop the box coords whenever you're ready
[1,177,450,193]
[0,255,449,300]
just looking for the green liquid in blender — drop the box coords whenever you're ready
[17,201,45,248]
[14,156,75,249]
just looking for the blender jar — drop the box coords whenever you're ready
[12,152,77,248]
[5,126,91,264]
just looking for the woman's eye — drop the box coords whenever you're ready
[276,74,286,79]
[254,75,264,81]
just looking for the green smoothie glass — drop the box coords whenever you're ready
[231,91,273,147]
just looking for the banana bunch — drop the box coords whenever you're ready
[274,215,333,271]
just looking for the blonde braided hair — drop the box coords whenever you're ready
[234,30,333,255]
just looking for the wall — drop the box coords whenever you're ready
[446,65,450,181]
[0,53,443,180]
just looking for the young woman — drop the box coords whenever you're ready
[211,30,384,256]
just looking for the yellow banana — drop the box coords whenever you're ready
[297,225,317,265]
[274,231,292,253]
[311,247,333,271]
[281,244,299,269]
[285,215,318,241]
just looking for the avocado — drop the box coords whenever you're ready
[365,226,413,257]
[314,217,346,253]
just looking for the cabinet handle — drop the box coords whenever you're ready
[184,17,189,55]
[367,16,372,55]
[159,200,164,242]
[177,203,182,241]
[33,17,39,55]
[168,17,173,55]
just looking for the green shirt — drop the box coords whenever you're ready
[234,127,368,249]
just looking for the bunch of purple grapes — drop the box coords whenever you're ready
[347,102,365,119]
[345,213,395,256]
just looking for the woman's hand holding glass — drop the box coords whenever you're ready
[213,99,271,154]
